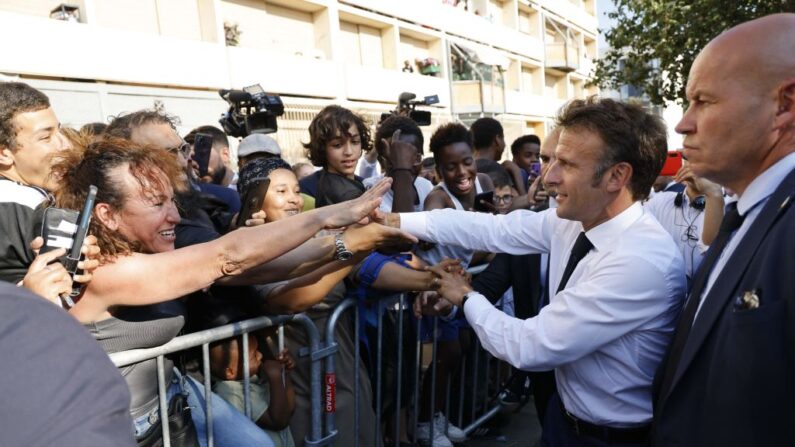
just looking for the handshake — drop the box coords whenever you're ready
[413,258,475,319]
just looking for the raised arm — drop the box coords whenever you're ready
[75,180,409,318]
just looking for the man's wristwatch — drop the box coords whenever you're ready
[333,234,354,261]
[461,290,478,311]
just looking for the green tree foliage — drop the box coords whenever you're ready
[592,0,795,105]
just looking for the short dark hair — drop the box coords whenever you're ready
[184,125,229,149]
[470,117,503,149]
[556,97,667,201]
[303,105,373,168]
[490,167,513,189]
[421,156,435,169]
[429,122,472,166]
[80,122,107,136]
[374,115,424,156]
[105,109,180,139]
[510,134,541,156]
[0,82,51,150]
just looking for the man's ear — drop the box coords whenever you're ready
[94,203,120,231]
[221,147,231,165]
[0,146,15,169]
[773,79,795,131]
[606,162,633,193]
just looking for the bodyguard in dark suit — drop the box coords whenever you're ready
[652,13,795,446]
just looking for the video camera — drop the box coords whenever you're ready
[218,84,284,138]
[380,92,439,126]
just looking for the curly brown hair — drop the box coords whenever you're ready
[303,105,372,168]
[52,136,185,263]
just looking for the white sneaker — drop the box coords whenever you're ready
[416,420,454,447]
[434,412,467,443]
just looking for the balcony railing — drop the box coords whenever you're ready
[544,42,579,73]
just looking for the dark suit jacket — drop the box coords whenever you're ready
[652,166,795,446]
[471,252,542,319]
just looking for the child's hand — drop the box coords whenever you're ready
[277,349,296,371]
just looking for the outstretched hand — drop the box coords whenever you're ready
[323,177,391,228]
[341,222,418,254]
[425,258,473,307]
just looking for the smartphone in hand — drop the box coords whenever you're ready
[237,178,271,228]
[474,191,495,213]
[192,133,214,178]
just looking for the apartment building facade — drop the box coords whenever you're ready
[0,0,598,162]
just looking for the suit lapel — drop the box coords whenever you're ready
[664,167,795,402]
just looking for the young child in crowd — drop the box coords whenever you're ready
[300,105,372,206]
[210,329,297,447]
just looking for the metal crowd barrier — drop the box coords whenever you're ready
[109,264,513,447]
[110,313,322,447]
[317,262,512,447]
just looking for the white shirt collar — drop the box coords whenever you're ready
[737,151,795,216]
[583,201,644,252]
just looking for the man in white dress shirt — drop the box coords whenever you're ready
[382,97,686,446]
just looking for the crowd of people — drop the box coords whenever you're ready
[0,12,793,447]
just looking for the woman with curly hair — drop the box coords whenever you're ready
[53,136,413,446]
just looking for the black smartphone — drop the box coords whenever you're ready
[237,178,271,228]
[193,133,213,178]
[38,185,98,304]
[474,191,495,213]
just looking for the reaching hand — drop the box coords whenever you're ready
[382,129,421,172]
[22,245,72,304]
[675,164,722,198]
[322,177,391,228]
[413,291,454,318]
[341,222,418,254]
[425,258,473,307]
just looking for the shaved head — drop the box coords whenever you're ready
[676,13,795,194]
[705,13,795,92]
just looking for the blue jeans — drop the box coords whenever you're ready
[134,368,275,447]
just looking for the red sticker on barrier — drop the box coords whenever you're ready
[325,373,336,413]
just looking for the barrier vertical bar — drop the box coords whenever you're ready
[457,356,466,428]
[292,314,323,445]
[412,312,422,444]
[394,295,405,447]
[375,300,384,447]
[156,355,171,447]
[429,317,439,445]
[242,333,252,419]
[354,303,361,447]
[471,340,480,423]
[202,343,214,447]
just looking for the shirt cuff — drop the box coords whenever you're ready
[463,292,492,322]
[399,212,430,240]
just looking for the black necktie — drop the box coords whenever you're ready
[659,202,745,394]
[556,232,594,294]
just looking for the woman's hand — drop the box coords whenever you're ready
[341,222,418,254]
[73,235,101,284]
[244,210,268,227]
[322,177,392,228]
[21,245,72,304]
